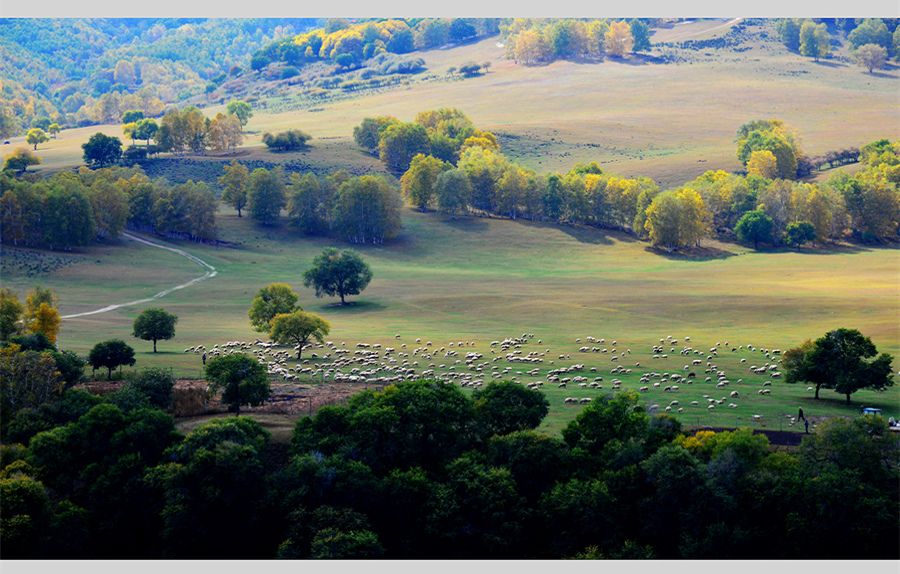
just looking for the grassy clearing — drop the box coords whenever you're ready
[5,21,897,436]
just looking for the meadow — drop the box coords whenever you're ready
[3,19,898,435]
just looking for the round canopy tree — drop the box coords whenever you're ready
[82,133,122,168]
[269,310,331,359]
[88,339,136,379]
[204,353,271,417]
[303,247,373,305]
[132,307,178,353]
[248,283,300,333]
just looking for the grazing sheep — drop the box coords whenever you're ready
[580,398,592,404]
[730,391,739,398]
[678,408,684,413]
[708,405,715,410]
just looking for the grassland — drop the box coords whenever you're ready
[3,19,898,435]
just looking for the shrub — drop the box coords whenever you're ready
[281,66,300,79]
[262,129,313,151]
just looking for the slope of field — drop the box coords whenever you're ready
[13,20,898,191]
[3,19,897,434]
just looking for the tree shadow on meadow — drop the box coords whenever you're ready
[313,299,387,314]
[644,244,737,261]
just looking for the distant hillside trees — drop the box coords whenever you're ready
[501,18,646,64]
[354,108,500,174]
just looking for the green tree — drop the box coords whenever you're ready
[353,116,399,151]
[81,133,122,168]
[121,110,144,124]
[47,124,60,139]
[400,154,450,212]
[269,310,331,359]
[262,129,312,151]
[331,175,402,244]
[132,118,159,146]
[225,100,253,128]
[783,328,894,404]
[247,167,287,225]
[629,19,651,52]
[248,283,300,333]
[0,345,65,423]
[799,21,831,61]
[472,380,550,437]
[132,308,178,353]
[303,247,373,305]
[776,18,802,51]
[204,354,271,416]
[26,129,49,151]
[561,390,650,458]
[848,18,892,51]
[288,172,328,234]
[0,288,24,340]
[734,209,774,249]
[785,220,816,249]
[3,148,41,174]
[88,339,136,379]
[434,169,471,219]
[124,367,176,410]
[218,160,249,217]
[378,122,431,174]
[854,43,889,73]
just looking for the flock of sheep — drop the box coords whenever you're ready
[180,332,806,424]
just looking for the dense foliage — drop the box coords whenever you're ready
[1,377,896,559]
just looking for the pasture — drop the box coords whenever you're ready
[3,19,898,435]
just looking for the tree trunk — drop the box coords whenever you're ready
[815,385,820,399]
[846,393,851,405]
[153,339,158,353]
[108,367,113,379]
[340,292,346,305]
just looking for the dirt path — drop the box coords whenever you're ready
[61,232,217,319]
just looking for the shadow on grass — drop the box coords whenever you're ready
[439,215,491,233]
[865,70,899,80]
[316,299,387,314]
[645,244,737,261]
[812,60,848,69]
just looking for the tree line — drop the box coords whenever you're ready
[777,18,900,71]
[0,165,218,249]
[367,111,898,251]
[1,375,896,559]
[500,18,652,65]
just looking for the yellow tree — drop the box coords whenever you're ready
[675,187,709,247]
[24,286,60,344]
[747,150,779,179]
[208,113,244,153]
[514,29,550,65]
[605,20,634,57]
[401,154,450,212]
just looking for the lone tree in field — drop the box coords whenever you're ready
[303,247,373,305]
[88,339,136,379]
[783,328,894,404]
[132,307,178,353]
[82,133,123,168]
[854,43,888,73]
[269,310,331,359]
[3,148,41,174]
[249,283,300,333]
[26,128,49,150]
[204,353,270,416]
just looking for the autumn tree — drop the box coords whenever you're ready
[48,124,60,139]
[799,21,831,61]
[605,20,634,57]
[247,167,287,225]
[269,310,331,359]
[26,129,49,151]
[132,119,159,147]
[746,150,779,179]
[400,154,450,212]
[3,148,41,174]
[854,44,888,73]
[248,283,300,333]
[218,160,249,217]
[303,247,373,305]
[24,286,60,345]
[0,345,65,421]
[643,188,707,252]
[204,354,270,417]
[132,308,178,353]
[208,113,244,153]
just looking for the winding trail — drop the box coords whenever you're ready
[61,233,217,319]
